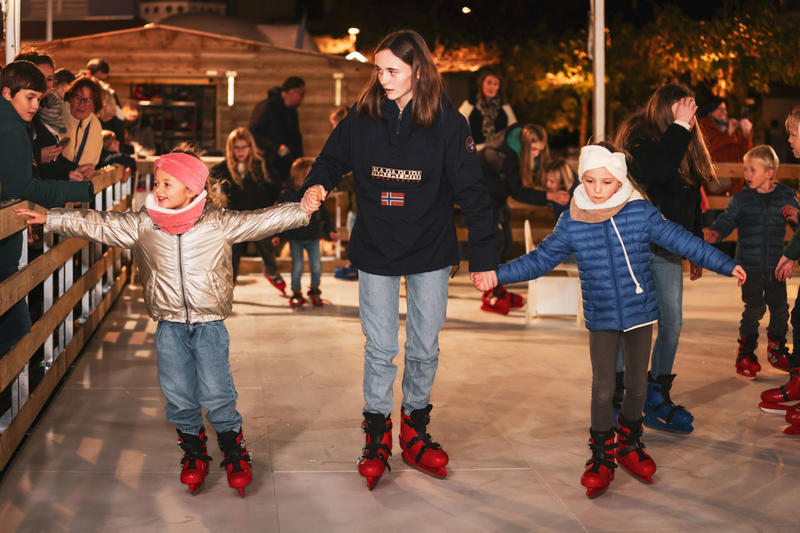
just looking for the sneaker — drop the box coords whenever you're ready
[334,263,358,280]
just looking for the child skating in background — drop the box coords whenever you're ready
[706,145,799,378]
[16,148,313,496]
[767,104,800,434]
[541,158,579,221]
[279,157,338,307]
[473,143,745,498]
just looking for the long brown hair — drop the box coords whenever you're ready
[615,83,715,185]
[476,68,506,104]
[224,127,269,187]
[519,124,550,188]
[356,29,444,129]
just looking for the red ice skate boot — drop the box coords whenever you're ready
[735,338,761,378]
[289,290,306,308]
[767,337,790,372]
[267,274,287,295]
[217,428,252,496]
[759,366,800,413]
[581,429,617,498]
[481,289,511,315]
[399,404,449,478]
[495,284,525,308]
[177,427,212,494]
[615,416,656,483]
[307,286,323,307]
[357,412,392,490]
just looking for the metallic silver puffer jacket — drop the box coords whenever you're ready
[46,203,310,323]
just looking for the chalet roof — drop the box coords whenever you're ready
[158,13,269,44]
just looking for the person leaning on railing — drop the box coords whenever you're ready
[0,60,94,358]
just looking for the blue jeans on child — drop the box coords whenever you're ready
[649,252,684,378]
[359,266,450,416]
[155,320,242,435]
[289,239,321,292]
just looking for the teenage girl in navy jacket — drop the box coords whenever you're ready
[475,143,744,498]
[299,29,496,490]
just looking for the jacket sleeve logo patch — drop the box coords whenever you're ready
[380,191,405,206]
[465,136,476,153]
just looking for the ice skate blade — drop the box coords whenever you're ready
[401,456,448,479]
[783,424,800,435]
[584,485,609,498]
[736,369,758,378]
[642,420,693,434]
[187,483,201,494]
[619,464,654,484]
[365,475,382,490]
[759,401,800,414]
[237,487,245,497]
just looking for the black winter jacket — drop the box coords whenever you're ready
[624,123,703,257]
[211,161,278,212]
[710,184,799,272]
[248,89,303,161]
[302,98,496,275]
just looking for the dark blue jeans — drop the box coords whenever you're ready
[0,265,32,356]
[740,271,788,343]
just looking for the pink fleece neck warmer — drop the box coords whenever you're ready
[146,191,207,235]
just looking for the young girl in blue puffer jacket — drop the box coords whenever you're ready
[473,143,746,498]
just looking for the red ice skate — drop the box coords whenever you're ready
[357,412,392,490]
[767,337,790,372]
[307,287,323,307]
[759,367,800,413]
[615,416,656,483]
[267,274,287,295]
[289,290,306,308]
[481,289,511,315]
[495,284,525,308]
[735,338,760,378]
[581,429,617,498]
[218,428,252,496]
[785,405,800,435]
[177,427,212,494]
[399,404,449,478]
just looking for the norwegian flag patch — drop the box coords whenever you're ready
[380,191,405,206]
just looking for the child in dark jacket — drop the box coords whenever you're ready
[474,143,745,498]
[706,145,799,377]
[280,157,337,307]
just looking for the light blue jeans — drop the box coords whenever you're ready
[289,238,322,292]
[359,266,450,416]
[155,320,242,435]
[649,253,684,378]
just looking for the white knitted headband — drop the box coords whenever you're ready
[578,145,629,185]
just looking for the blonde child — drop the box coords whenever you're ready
[16,147,314,496]
[706,145,799,378]
[279,157,337,307]
[542,158,578,221]
[473,143,744,498]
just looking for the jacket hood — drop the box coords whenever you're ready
[0,96,25,124]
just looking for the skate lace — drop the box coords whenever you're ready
[404,410,442,464]
[360,420,392,470]
[219,437,252,473]
[615,426,649,462]
[178,433,212,468]
[585,438,617,473]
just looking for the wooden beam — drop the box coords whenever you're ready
[0,264,128,472]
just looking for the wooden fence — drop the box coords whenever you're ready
[0,165,132,471]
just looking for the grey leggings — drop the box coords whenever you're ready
[588,325,653,432]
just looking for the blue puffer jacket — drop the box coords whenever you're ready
[497,199,737,331]
[710,184,799,272]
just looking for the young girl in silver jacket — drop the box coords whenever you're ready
[16,148,313,496]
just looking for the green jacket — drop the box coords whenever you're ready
[0,97,94,267]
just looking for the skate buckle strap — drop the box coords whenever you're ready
[653,374,687,424]
[615,426,649,462]
[361,416,392,470]
[404,407,442,464]
[219,435,252,473]
[585,438,617,473]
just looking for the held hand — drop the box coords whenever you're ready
[300,185,326,214]
[731,265,747,286]
[14,207,47,225]
[782,205,799,224]
[704,229,719,243]
[739,118,753,136]
[775,255,796,282]
[77,164,95,179]
[728,119,739,136]
[546,190,570,206]
[672,96,697,123]
[690,262,703,281]
[470,270,498,292]
[68,170,84,181]
[40,144,63,163]
[329,231,339,242]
